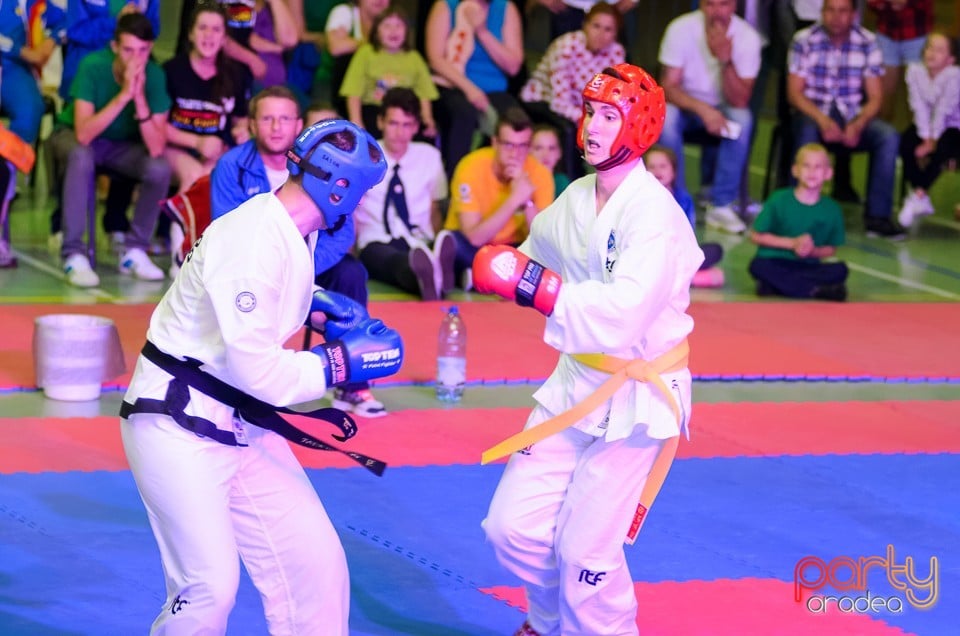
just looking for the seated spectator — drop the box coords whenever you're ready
[529,123,570,196]
[749,142,848,301]
[425,0,525,177]
[657,0,762,234]
[443,107,554,288]
[47,13,171,288]
[56,0,160,250]
[0,0,63,148]
[524,0,639,62]
[645,144,725,288]
[1,116,39,268]
[787,0,904,239]
[210,86,387,418]
[61,0,160,102]
[163,2,253,194]
[319,0,390,110]
[339,6,438,137]
[520,2,624,180]
[866,0,933,122]
[218,0,299,90]
[897,32,960,228]
[354,88,451,300]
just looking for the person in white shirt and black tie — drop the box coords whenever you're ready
[354,87,453,300]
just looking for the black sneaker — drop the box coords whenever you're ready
[811,283,847,301]
[409,245,439,300]
[864,217,907,241]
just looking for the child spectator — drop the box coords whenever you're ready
[748,143,848,301]
[529,124,570,197]
[897,32,960,228]
[320,0,390,111]
[645,144,725,288]
[520,2,624,180]
[163,2,253,194]
[339,6,438,138]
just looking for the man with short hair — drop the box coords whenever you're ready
[444,106,555,288]
[657,0,763,234]
[211,86,387,417]
[48,12,171,288]
[122,119,400,635]
[787,0,904,238]
[354,87,452,300]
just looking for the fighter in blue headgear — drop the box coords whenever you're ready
[286,119,388,229]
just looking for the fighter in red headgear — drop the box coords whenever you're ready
[577,63,667,171]
[478,63,704,636]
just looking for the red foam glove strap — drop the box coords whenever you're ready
[472,245,561,316]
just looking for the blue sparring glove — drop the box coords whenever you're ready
[308,289,368,340]
[311,318,404,387]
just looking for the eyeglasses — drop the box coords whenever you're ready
[497,138,531,153]
[257,115,299,127]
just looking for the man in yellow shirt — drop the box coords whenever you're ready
[445,107,555,289]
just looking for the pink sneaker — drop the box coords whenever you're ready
[692,266,725,288]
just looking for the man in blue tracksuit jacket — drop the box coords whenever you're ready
[211,85,389,418]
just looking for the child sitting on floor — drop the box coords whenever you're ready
[748,143,848,301]
[645,145,724,288]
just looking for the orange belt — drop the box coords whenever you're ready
[480,339,689,465]
[481,339,689,543]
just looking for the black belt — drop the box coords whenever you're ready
[120,341,386,476]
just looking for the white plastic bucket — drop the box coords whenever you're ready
[33,314,124,401]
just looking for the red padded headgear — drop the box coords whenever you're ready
[577,64,666,170]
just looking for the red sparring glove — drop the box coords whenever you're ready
[472,245,561,316]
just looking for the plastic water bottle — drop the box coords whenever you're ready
[436,306,466,402]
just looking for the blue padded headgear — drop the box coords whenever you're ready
[286,120,387,229]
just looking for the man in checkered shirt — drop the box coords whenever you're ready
[786,0,905,239]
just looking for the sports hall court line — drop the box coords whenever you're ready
[9,249,122,303]
[846,237,960,282]
[845,261,960,300]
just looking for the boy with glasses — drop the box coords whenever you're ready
[443,106,554,289]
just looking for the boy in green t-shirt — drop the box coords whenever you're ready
[748,143,848,301]
[47,12,171,288]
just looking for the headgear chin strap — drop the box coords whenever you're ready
[577,64,666,171]
[286,119,387,229]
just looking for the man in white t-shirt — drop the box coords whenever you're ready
[657,0,762,234]
[354,88,452,300]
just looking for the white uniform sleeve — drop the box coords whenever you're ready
[206,251,328,407]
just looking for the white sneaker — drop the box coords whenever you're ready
[705,205,747,234]
[119,247,165,281]
[64,253,100,288]
[916,192,935,216]
[898,191,935,228]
